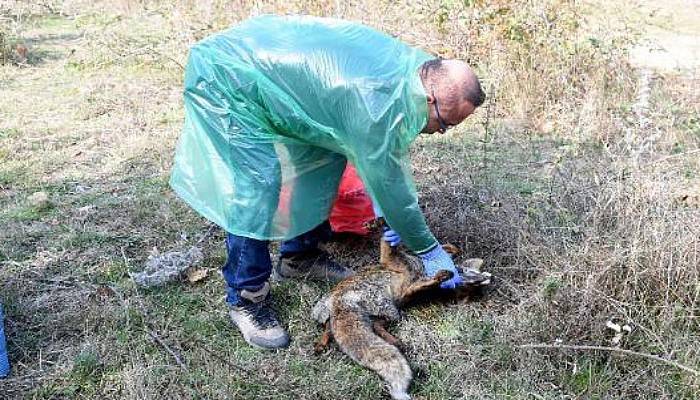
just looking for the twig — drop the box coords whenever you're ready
[519,343,700,376]
[643,149,700,168]
[195,223,218,246]
[147,328,188,371]
[145,46,185,71]
[198,342,254,375]
[480,83,495,169]
[197,340,304,392]
[483,82,494,142]
[101,285,187,371]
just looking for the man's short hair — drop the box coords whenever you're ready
[465,76,486,108]
[420,58,486,108]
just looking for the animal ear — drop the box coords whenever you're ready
[462,258,484,270]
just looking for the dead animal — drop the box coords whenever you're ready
[312,239,490,400]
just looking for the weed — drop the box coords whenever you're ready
[542,276,561,300]
[566,357,614,397]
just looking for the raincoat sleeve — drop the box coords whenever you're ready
[350,122,438,255]
[255,70,438,253]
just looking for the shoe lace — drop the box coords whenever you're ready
[240,300,279,329]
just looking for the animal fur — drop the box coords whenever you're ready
[312,241,463,400]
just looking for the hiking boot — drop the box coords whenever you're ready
[229,282,289,349]
[273,249,353,284]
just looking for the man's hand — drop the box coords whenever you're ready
[418,245,463,289]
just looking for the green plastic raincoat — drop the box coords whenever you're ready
[170,15,438,253]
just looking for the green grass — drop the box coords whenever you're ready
[3,203,53,222]
[541,276,562,300]
[0,127,21,139]
[0,161,30,187]
[566,357,615,398]
[413,361,459,398]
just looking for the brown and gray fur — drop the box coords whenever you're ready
[311,241,455,400]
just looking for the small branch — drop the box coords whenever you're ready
[643,149,700,168]
[101,285,187,371]
[520,343,700,376]
[195,223,218,246]
[479,83,496,169]
[483,82,494,142]
[147,328,188,371]
[198,342,254,375]
[145,46,185,71]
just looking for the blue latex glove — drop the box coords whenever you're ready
[372,200,402,247]
[382,228,401,247]
[419,245,463,289]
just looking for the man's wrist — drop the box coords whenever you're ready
[371,199,382,218]
[416,242,440,258]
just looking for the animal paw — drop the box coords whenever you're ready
[433,269,454,283]
[313,341,328,354]
[441,243,460,256]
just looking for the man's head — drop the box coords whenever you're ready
[419,59,485,134]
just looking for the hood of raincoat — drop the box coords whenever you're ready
[170,15,439,253]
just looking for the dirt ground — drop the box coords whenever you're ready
[1,0,699,399]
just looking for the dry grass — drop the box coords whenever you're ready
[1,0,699,399]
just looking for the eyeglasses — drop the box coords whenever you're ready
[432,91,450,133]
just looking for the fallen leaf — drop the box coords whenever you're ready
[611,333,623,345]
[606,320,622,333]
[185,268,208,283]
[15,44,28,62]
[28,191,51,209]
[95,285,115,298]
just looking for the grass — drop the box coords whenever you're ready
[1,0,699,399]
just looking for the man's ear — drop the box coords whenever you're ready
[426,93,436,105]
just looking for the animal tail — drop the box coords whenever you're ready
[332,308,412,400]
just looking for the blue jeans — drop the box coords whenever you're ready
[222,221,332,305]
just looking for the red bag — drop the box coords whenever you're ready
[329,163,374,235]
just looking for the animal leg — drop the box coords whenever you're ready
[399,270,453,305]
[379,240,408,274]
[373,319,403,350]
[314,321,333,354]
